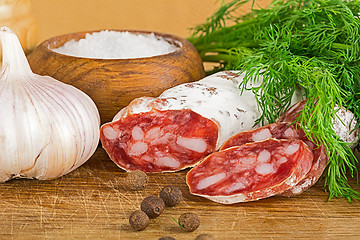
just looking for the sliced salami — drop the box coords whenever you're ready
[280,143,328,196]
[220,122,328,196]
[186,138,314,204]
[220,122,308,150]
[277,100,306,123]
[100,71,263,172]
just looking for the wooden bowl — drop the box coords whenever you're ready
[27,30,205,123]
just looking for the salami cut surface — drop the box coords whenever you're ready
[101,108,218,172]
[100,71,263,172]
[220,122,328,196]
[186,138,314,204]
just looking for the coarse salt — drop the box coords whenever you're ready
[53,30,180,59]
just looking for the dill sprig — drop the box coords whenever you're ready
[189,0,360,201]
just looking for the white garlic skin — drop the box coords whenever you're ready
[0,27,100,182]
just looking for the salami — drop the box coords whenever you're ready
[280,142,328,196]
[275,99,360,195]
[278,100,359,147]
[220,122,328,196]
[277,100,306,123]
[100,71,263,172]
[186,138,314,204]
[220,122,307,150]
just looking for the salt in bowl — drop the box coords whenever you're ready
[27,29,205,123]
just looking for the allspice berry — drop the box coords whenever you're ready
[178,212,200,232]
[195,233,215,240]
[141,195,165,219]
[159,185,182,207]
[124,170,148,190]
[129,210,149,231]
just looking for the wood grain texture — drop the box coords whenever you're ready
[27,30,205,123]
[0,147,359,239]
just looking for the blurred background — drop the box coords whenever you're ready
[0,0,271,56]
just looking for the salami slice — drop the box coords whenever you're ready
[186,138,313,204]
[280,143,328,196]
[220,122,307,150]
[277,100,306,123]
[100,71,263,172]
[220,122,328,196]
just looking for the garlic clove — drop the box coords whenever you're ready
[0,26,100,181]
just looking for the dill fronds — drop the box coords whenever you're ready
[189,0,360,201]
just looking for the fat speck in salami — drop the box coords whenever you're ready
[186,138,313,204]
[100,71,262,172]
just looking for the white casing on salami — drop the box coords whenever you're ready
[278,99,359,147]
[333,106,359,147]
[113,71,263,148]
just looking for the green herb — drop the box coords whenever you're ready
[189,0,360,201]
[172,217,184,229]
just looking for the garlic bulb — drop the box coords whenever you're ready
[0,27,100,182]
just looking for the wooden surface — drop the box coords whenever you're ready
[1,147,359,240]
[4,1,359,239]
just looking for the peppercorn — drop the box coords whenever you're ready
[159,185,182,207]
[129,210,149,231]
[195,233,215,240]
[178,212,200,232]
[124,170,148,191]
[158,237,176,240]
[141,195,165,218]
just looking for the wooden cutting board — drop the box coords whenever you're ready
[0,147,359,239]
